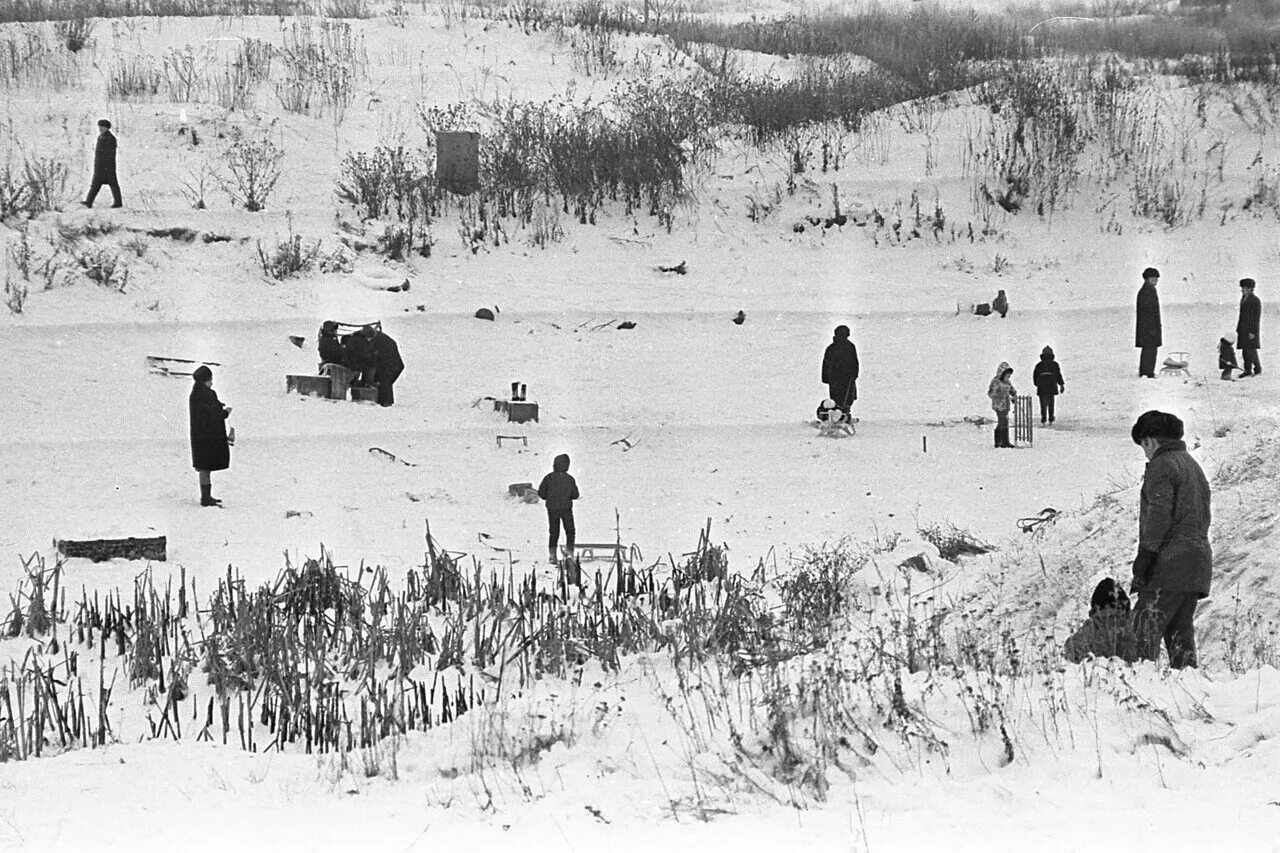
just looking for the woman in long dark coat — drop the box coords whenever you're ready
[821,325,859,413]
[189,364,231,507]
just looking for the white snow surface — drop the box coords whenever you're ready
[2,6,1280,851]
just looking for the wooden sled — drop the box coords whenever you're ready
[146,355,221,377]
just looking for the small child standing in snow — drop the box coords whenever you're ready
[1219,334,1240,380]
[987,361,1016,448]
[538,453,580,563]
[1032,346,1065,424]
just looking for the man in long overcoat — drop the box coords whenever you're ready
[1135,267,1162,378]
[189,365,231,507]
[1237,277,1262,377]
[821,325,859,414]
[82,119,122,209]
[363,325,404,407]
[1129,410,1212,668]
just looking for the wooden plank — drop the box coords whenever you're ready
[56,536,166,562]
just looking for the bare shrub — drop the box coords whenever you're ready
[74,246,130,292]
[4,272,27,314]
[162,46,205,103]
[257,216,320,279]
[220,127,282,212]
[917,522,992,562]
[107,55,162,100]
[53,17,95,53]
[0,155,68,218]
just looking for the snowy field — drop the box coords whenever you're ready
[3,2,1280,850]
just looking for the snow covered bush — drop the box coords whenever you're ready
[73,246,129,292]
[220,127,282,212]
[257,220,320,280]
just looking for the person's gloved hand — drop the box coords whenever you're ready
[1130,549,1158,593]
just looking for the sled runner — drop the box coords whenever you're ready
[146,355,221,377]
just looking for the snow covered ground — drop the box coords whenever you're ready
[2,4,1280,850]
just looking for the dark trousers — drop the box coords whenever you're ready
[85,175,122,207]
[827,381,854,413]
[1138,346,1158,377]
[1135,591,1199,668]
[376,380,395,407]
[547,506,575,553]
[1241,347,1262,375]
[1038,394,1055,423]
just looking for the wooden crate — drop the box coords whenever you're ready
[508,401,539,423]
[286,374,331,398]
[56,536,166,562]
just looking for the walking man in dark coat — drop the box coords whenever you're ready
[821,325,859,414]
[1237,277,1262,377]
[189,365,232,507]
[363,325,403,407]
[1129,410,1211,669]
[81,119,122,209]
[537,453,580,563]
[1032,345,1065,424]
[1135,267,1162,378]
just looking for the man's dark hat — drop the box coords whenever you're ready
[97,118,111,129]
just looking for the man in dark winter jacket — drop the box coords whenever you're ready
[537,454,580,563]
[1237,278,1262,377]
[1032,346,1065,424]
[1129,410,1212,668]
[318,320,344,368]
[189,365,232,507]
[1135,267,1162,378]
[821,325,859,414]
[362,325,404,407]
[81,119,122,209]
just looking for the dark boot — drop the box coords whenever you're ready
[200,483,221,507]
[997,427,1013,448]
[994,428,1001,448]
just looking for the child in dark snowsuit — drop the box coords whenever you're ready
[1219,335,1240,380]
[1032,346,1065,424]
[537,454,580,563]
[1063,578,1139,664]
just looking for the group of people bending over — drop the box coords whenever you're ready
[317,321,404,407]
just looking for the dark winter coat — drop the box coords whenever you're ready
[1219,339,1239,370]
[1135,282,1162,348]
[1062,610,1139,663]
[821,336,859,404]
[1032,355,1064,397]
[189,382,230,472]
[93,130,118,180]
[367,331,404,387]
[318,333,344,366]
[341,333,373,378]
[538,454,580,510]
[1134,440,1212,598]
[1237,291,1262,349]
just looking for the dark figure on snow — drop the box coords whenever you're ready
[1063,578,1139,664]
[189,365,231,507]
[1032,346,1065,425]
[363,325,403,407]
[340,331,373,386]
[81,119,122,209]
[987,361,1016,448]
[1130,410,1212,669]
[1237,277,1262,377]
[538,453,580,563]
[992,289,1009,318]
[318,320,344,368]
[821,325,859,414]
[1219,335,1241,381]
[1135,267,1162,378]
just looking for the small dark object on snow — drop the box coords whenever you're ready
[658,261,687,275]
[475,307,496,321]
[618,320,636,330]
[384,279,410,293]
[288,335,305,348]
[793,222,806,233]
[806,215,821,226]
[824,214,848,229]
[732,310,746,325]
